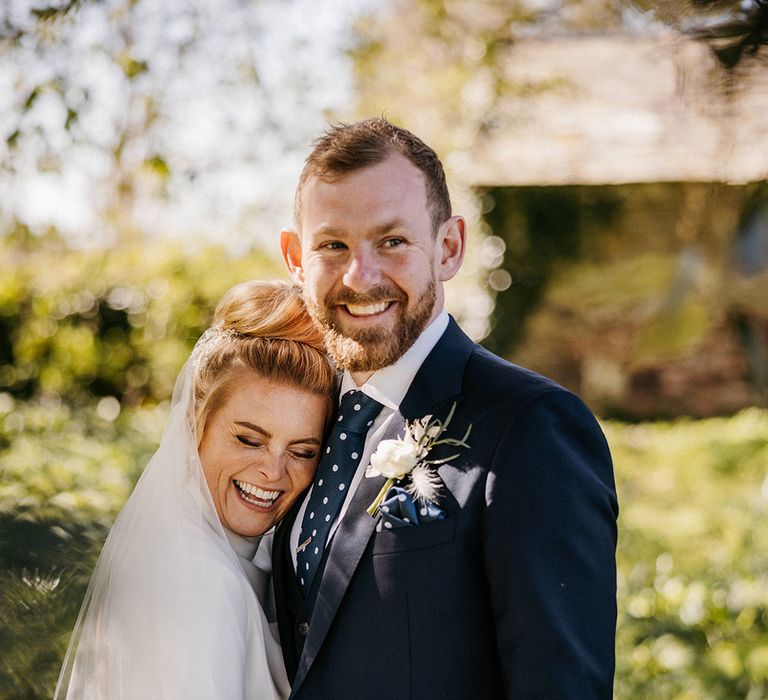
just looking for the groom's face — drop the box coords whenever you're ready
[281,153,464,381]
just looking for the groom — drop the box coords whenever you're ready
[274,117,618,698]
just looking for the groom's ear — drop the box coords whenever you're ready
[436,215,466,282]
[280,229,305,284]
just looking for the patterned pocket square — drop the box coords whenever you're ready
[378,485,446,531]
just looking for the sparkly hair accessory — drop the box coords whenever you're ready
[189,327,239,370]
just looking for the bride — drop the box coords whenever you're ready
[55,280,336,699]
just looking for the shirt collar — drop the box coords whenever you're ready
[340,309,449,410]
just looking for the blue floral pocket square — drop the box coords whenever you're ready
[377,485,445,531]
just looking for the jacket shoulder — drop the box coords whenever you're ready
[465,344,571,405]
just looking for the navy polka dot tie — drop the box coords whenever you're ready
[296,389,382,595]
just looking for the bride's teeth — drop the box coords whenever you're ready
[345,302,389,316]
[234,480,281,504]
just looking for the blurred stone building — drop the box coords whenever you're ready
[459,34,768,418]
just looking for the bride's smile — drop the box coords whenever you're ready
[198,372,327,537]
[233,479,283,509]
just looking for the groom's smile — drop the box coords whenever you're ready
[344,300,392,317]
[329,286,407,330]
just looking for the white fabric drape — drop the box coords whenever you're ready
[55,356,290,699]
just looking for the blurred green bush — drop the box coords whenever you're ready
[607,410,768,699]
[0,227,283,405]
[0,395,166,697]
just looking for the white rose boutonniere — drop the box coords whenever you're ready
[366,403,471,517]
[369,438,421,479]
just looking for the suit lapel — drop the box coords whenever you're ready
[292,318,475,691]
[399,317,474,421]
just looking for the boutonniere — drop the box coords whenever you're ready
[365,403,471,517]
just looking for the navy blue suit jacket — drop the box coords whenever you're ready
[273,318,618,698]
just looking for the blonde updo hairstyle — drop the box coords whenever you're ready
[193,280,336,445]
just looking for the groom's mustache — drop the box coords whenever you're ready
[326,286,407,307]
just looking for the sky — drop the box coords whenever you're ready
[0,0,383,250]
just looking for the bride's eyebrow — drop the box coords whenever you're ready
[234,421,270,437]
[290,437,322,446]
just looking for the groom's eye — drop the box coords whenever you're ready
[319,240,346,251]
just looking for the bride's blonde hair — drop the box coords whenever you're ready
[193,280,336,444]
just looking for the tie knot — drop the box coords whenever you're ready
[336,390,382,433]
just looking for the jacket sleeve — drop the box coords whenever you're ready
[483,388,618,699]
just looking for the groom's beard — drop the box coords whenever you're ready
[305,279,436,373]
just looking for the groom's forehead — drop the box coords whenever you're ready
[298,166,430,236]
[296,155,431,222]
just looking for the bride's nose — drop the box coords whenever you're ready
[257,453,286,482]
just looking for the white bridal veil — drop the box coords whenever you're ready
[54,348,289,700]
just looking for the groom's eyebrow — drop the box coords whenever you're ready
[373,219,406,233]
[235,421,270,437]
[312,219,406,239]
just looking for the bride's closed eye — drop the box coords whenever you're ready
[289,448,318,460]
[236,435,263,448]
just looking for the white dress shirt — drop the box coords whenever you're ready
[289,310,449,570]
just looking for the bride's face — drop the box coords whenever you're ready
[198,371,327,537]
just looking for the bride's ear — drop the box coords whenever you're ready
[280,229,305,284]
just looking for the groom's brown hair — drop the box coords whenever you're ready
[294,117,452,235]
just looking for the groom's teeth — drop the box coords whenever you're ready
[345,302,389,316]
[234,480,281,506]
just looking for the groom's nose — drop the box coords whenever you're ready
[342,247,382,293]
